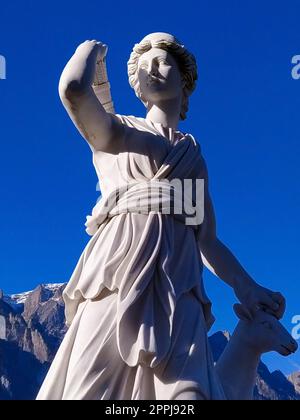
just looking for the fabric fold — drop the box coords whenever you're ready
[62,115,215,368]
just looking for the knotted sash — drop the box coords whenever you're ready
[85,134,204,235]
[63,134,215,367]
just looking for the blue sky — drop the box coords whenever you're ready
[0,0,300,375]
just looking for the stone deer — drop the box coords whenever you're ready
[215,304,298,400]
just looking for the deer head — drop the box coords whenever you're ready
[233,304,298,356]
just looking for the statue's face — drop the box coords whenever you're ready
[137,47,183,105]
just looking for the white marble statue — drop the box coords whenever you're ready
[36,33,287,400]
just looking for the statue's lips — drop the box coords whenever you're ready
[147,75,163,84]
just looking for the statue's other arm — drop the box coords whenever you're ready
[198,160,286,319]
[58,40,123,153]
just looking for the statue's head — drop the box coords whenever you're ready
[127,32,198,120]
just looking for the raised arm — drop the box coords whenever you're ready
[198,160,286,319]
[58,40,123,152]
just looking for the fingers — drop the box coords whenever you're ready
[258,292,279,312]
[91,40,107,48]
[258,291,286,320]
[237,283,287,320]
[92,41,108,59]
[271,292,286,319]
[76,40,108,57]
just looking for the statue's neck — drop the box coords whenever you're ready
[145,99,181,130]
[229,324,261,369]
[215,323,261,400]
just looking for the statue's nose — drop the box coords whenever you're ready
[148,61,158,77]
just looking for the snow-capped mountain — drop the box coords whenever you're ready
[2,283,64,313]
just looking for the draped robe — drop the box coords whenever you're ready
[36,114,226,400]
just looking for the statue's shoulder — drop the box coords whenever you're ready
[112,114,159,138]
[183,131,202,154]
[112,113,141,128]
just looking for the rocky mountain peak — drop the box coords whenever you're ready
[288,371,300,394]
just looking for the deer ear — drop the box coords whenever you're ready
[233,304,253,322]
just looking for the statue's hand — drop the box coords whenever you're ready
[75,40,108,60]
[234,280,286,320]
